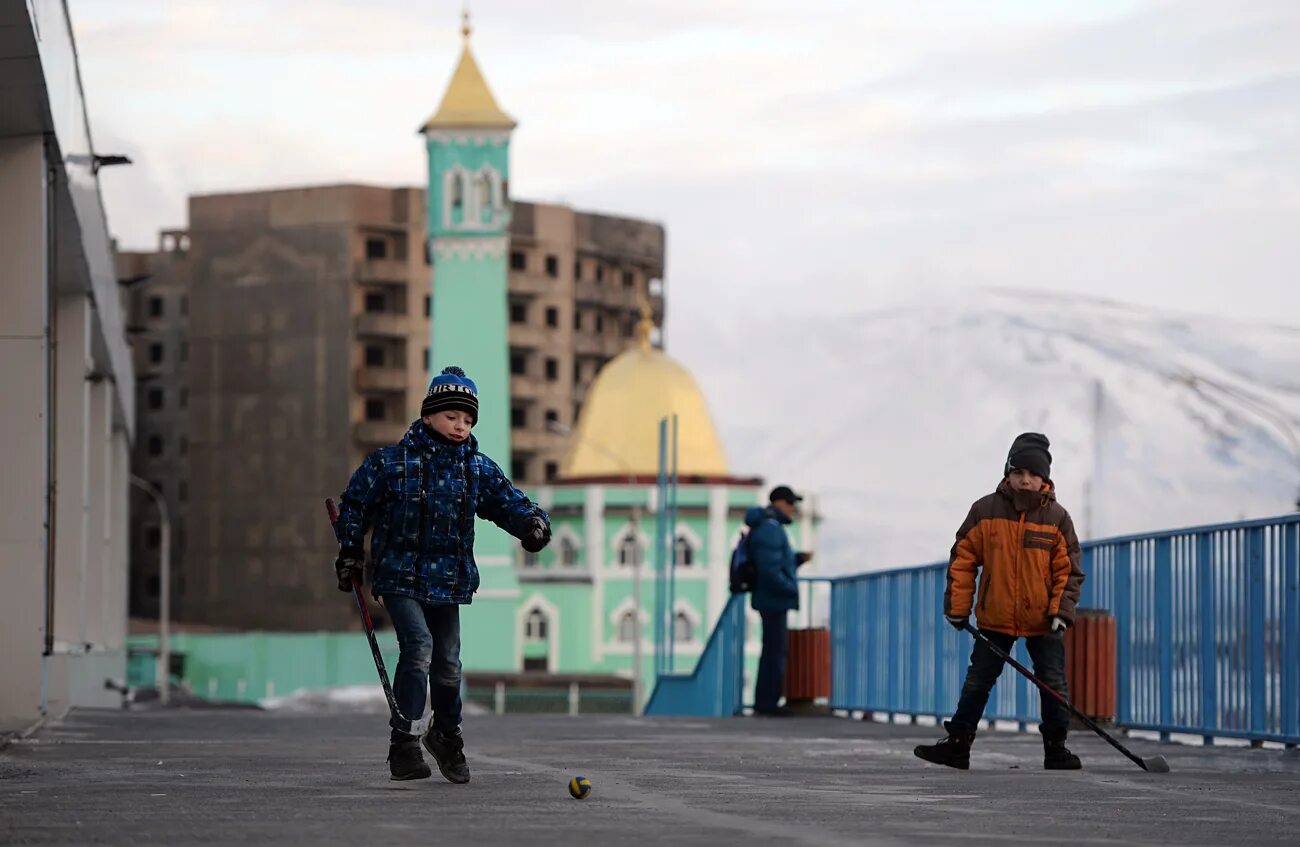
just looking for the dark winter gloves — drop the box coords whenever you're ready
[520,515,551,553]
[946,615,968,631]
[335,552,364,592]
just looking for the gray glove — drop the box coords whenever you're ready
[335,555,363,592]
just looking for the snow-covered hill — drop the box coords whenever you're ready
[677,290,1300,574]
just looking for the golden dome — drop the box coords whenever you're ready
[421,14,516,131]
[561,344,730,480]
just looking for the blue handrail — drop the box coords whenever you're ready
[644,595,746,717]
[648,513,1300,745]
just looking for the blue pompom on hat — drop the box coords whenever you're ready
[421,365,479,423]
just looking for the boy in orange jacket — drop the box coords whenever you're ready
[914,432,1086,770]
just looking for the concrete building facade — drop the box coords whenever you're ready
[1,1,135,731]
[122,185,664,632]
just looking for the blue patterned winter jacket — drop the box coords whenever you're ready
[334,421,546,606]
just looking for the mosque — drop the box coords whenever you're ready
[422,17,819,696]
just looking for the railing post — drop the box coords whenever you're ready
[909,573,921,716]
[886,575,900,714]
[933,571,947,719]
[1248,527,1267,738]
[569,681,580,717]
[1197,532,1217,744]
[495,680,506,715]
[1114,543,1132,726]
[1284,523,1299,745]
[1156,536,1173,742]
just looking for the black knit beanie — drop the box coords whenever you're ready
[1004,432,1052,480]
[420,365,479,423]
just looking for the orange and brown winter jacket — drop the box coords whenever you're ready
[943,480,1084,637]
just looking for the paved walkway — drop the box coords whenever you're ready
[3,709,1298,845]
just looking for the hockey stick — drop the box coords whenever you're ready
[963,623,1170,773]
[325,498,426,736]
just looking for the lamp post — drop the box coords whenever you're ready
[547,421,646,714]
[130,475,170,704]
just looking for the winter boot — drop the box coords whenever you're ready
[913,721,975,770]
[387,739,432,781]
[422,729,471,784]
[1043,737,1082,770]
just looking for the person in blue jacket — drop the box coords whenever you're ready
[333,366,551,782]
[746,485,813,716]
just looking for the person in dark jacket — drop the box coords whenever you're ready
[747,485,813,716]
[334,366,551,782]
[914,432,1086,771]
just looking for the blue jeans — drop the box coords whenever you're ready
[950,629,1071,741]
[383,595,462,741]
[754,610,789,712]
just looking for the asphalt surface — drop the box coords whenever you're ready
[2,708,1299,845]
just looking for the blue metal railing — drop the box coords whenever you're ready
[835,514,1300,744]
[651,514,1300,745]
[644,595,746,717]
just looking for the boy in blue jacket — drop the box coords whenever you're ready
[747,485,813,716]
[333,366,551,782]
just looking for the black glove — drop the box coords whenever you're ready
[520,516,551,553]
[335,554,364,593]
[946,615,968,631]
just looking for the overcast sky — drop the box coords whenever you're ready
[76,0,1300,330]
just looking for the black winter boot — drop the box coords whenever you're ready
[387,739,432,781]
[422,730,471,784]
[913,721,975,770]
[1043,737,1082,770]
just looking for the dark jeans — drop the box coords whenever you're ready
[950,629,1071,741]
[384,594,462,742]
[754,609,789,712]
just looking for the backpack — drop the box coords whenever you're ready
[729,528,757,594]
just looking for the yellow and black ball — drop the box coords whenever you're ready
[568,776,592,800]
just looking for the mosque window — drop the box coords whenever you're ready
[673,612,693,643]
[478,173,492,209]
[525,608,549,641]
[522,550,539,568]
[450,173,464,209]
[618,611,638,643]
[559,537,580,567]
[618,533,642,567]
[674,536,694,567]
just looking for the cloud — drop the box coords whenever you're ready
[71,0,1299,331]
